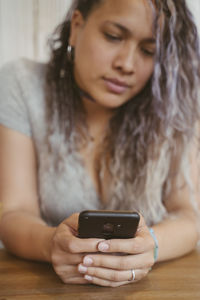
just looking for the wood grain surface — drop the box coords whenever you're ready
[0,248,200,300]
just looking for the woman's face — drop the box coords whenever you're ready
[70,0,156,109]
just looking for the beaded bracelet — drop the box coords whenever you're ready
[149,228,159,262]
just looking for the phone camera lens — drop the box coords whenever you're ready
[103,223,114,233]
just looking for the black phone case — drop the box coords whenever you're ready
[78,210,140,239]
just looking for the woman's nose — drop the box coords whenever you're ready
[113,44,137,74]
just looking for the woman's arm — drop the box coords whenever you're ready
[0,125,104,285]
[0,125,55,261]
[153,145,199,262]
[152,205,198,262]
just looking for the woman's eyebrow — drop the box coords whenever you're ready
[103,21,156,44]
[103,21,130,34]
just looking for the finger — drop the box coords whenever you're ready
[51,251,85,266]
[78,264,149,282]
[53,264,88,284]
[82,268,149,287]
[97,234,154,255]
[55,225,104,254]
[82,252,154,270]
[85,275,130,287]
[64,213,79,231]
[63,235,105,254]
[137,213,147,231]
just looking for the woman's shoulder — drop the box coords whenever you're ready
[0,58,48,137]
[0,58,47,87]
[0,57,46,73]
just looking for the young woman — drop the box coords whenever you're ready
[0,0,200,287]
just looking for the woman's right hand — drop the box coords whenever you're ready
[50,213,104,284]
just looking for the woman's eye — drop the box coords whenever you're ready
[104,33,122,42]
[142,48,155,56]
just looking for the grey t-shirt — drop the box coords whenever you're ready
[0,59,100,226]
[0,59,170,227]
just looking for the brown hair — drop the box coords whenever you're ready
[45,0,200,222]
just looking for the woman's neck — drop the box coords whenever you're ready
[82,96,115,141]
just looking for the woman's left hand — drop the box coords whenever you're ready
[78,214,155,287]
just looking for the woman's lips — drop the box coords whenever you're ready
[104,78,131,94]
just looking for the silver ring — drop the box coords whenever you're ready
[128,269,136,281]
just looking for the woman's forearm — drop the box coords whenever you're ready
[1,210,198,264]
[0,211,56,262]
[153,213,198,262]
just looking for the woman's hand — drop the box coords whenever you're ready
[50,213,104,284]
[77,214,155,287]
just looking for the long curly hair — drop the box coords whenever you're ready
[45,0,200,224]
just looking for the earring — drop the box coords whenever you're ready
[67,45,74,63]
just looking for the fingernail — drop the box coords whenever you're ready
[98,242,109,251]
[84,275,92,281]
[83,256,93,266]
[78,264,88,273]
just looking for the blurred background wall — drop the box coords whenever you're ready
[0,0,72,66]
[0,0,199,67]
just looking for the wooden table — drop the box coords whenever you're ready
[0,248,200,300]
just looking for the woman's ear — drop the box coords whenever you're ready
[69,10,85,47]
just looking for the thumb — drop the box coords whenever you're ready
[64,213,80,231]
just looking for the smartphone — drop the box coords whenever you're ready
[78,210,140,239]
